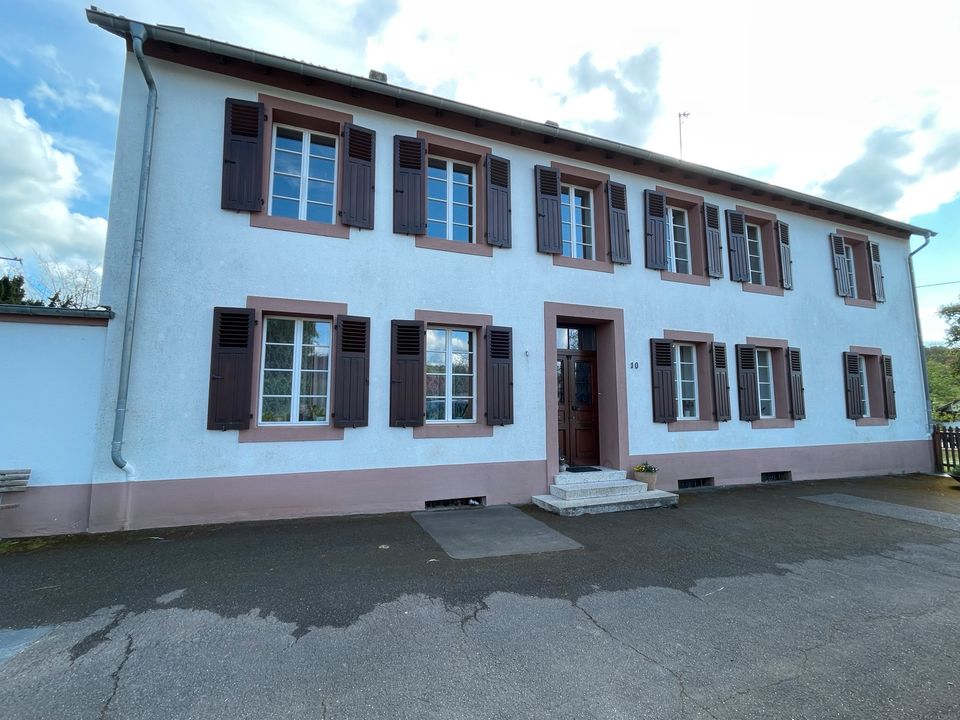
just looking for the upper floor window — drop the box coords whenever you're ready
[746,223,764,285]
[425,327,476,423]
[259,316,332,425]
[673,343,698,419]
[843,243,857,294]
[756,348,775,418]
[561,185,595,260]
[269,125,337,224]
[427,157,475,243]
[666,207,691,274]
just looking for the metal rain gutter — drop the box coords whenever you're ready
[909,233,935,434]
[85,8,934,240]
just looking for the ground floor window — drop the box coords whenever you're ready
[425,327,476,422]
[756,348,775,418]
[259,316,331,424]
[674,343,698,419]
[857,354,870,417]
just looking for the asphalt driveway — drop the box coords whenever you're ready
[2,473,959,719]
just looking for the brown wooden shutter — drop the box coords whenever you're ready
[535,165,562,253]
[221,99,264,212]
[389,320,425,427]
[644,190,669,270]
[650,339,677,423]
[843,351,863,419]
[393,136,426,235]
[710,342,731,422]
[607,181,631,264]
[735,344,760,421]
[485,155,512,248]
[726,211,750,282]
[787,347,806,420]
[207,307,255,430]
[868,241,886,302]
[485,326,514,425]
[332,315,370,428]
[776,220,794,290]
[704,203,724,278]
[881,354,896,419]
[831,234,853,297]
[339,124,376,229]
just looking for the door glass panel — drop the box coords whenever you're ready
[574,360,593,406]
[557,360,564,404]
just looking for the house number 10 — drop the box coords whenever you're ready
[629,361,640,369]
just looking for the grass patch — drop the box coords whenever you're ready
[0,537,60,555]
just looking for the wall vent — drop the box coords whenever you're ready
[761,471,793,483]
[677,477,714,490]
[424,496,486,510]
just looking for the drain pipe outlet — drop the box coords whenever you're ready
[111,21,157,486]
[909,231,934,433]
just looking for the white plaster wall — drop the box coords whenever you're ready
[89,55,929,485]
[0,322,106,487]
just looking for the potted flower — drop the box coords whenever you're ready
[559,455,569,473]
[632,461,658,490]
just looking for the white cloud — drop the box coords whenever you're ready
[0,98,106,269]
[30,79,119,115]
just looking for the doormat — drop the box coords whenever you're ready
[412,505,582,560]
[565,466,601,473]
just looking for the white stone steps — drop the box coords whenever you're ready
[532,490,679,517]
[550,479,647,500]
[554,469,627,485]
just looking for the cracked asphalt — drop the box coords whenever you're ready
[2,473,960,719]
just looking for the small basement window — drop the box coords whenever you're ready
[424,496,486,510]
[760,471,792,483]
[677,477,714,490]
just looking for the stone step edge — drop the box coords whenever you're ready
[533,489,678,509]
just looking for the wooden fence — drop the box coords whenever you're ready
[934,425,960,474]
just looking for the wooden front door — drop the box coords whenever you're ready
[557,350,599,467]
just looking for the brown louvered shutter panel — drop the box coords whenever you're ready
[650,339,676,423]
[711,342,731,422]
[735,344,760,421]
[339,124,376,229]
[389,320,425,427]
[831,234,853,297]
[485,326,514,425]
[535,165,562,253]
[868,241,886,302]
[607,181,631,264]
[726,210,750,282]
[643,190,669,270]
[207,307,255,430]
[221,99,264,212]
[843,352,863,419]
[332,315,370,428]
[776,221,794,290]
[393,136,426,234]
[881,354,896,419]
[703,203,724,278]
[787,347,806,420]
[485,155,512,248]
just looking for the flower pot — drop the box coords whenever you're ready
[632,471,657,490]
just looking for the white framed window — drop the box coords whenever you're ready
[756,348,775,418]
[425,327,476,423]
[843,243,857,296]
[673,343,698,420]
[666,206,691,274]
[259,317,332,425]
[857,354,870,416]
[268,125,337,224]
[560,185,595,260]
[746,223,764,284]
[427,157,475,242]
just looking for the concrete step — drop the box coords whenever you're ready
[532,490,679,517]
[549,479,647,500]
[554,468,627,485]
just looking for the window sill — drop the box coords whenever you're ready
[751,418,795,429]
[251,212,351,239]
[552,254,614,274]
[239,424,345,443]
[414,423,494,439]
[855,417,888,426]
[741,283,784,296]
[660,271,709,286]
[415,235,493,257]
[844,297,877,309]
[667,420,719,432]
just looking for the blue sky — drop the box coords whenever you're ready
[0,0,957,340]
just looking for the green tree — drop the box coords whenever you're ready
[940,296,960,348]
[0,274,42,306]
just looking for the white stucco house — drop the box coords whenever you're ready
[0,8,937,537]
